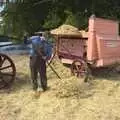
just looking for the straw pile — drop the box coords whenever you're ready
[50,24,82,36]
[50,24,88,38]
[79,30,88,38]
[1,56,120,120]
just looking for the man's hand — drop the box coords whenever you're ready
[42,56,47,61]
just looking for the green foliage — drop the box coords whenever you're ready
[0,0,120,41]
[64,11,88,29]
[64,11,78,27]
[43,10,62,29]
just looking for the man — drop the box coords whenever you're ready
[29,33,52,93]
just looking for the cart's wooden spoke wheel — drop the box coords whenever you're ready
[71,59,87,77]
[0,53,16,89]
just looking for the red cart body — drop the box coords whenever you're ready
[56,35,87,64]
[52,15,120,68]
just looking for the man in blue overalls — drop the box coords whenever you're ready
[29,34,52,92]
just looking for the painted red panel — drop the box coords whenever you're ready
[87,15,120,66]
[59,38,84,57]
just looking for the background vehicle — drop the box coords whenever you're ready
[0,44,32,55]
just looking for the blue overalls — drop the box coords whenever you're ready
[29,36,52,91]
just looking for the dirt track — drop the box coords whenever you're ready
[0,55,120,120]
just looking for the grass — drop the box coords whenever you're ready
[0,55,120,120]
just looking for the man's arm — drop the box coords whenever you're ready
[37,41,51,61]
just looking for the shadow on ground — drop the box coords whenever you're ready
[9,72,31,92]
[91,64,120,81]
[0,72,31,93]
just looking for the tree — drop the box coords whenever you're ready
[0,0,120,40]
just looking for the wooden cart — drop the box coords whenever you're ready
[51,15,120,77]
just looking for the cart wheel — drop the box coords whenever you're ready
[71,59,89,78]
[0,53,16,89]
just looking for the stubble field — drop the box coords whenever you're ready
[0,55,120,120]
